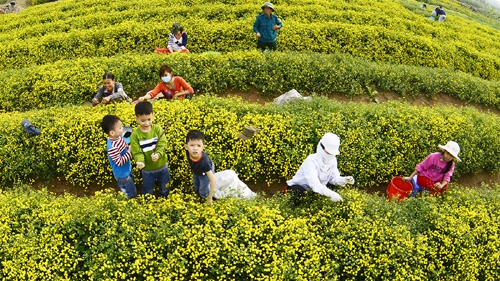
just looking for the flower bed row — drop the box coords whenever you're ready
[0,183,499,280]
[0,0,500,79]
[1,96,499,189]
[1,51,500,113]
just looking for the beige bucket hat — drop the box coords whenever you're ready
[238,126,259,140]
[261,2,275,11]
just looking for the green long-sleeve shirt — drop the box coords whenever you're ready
[130,124,168,171]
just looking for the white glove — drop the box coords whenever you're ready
[329,192,344,202]
[345,176,355,185]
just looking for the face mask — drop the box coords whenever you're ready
[316,142,337,171]
[161,75,172,83]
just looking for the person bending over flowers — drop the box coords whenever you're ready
[285,132,355,202]
[403,141,461,196]
[138,64,194,101]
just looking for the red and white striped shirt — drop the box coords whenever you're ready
[108,137,131,166]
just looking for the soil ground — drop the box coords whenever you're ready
[27,89,500,198]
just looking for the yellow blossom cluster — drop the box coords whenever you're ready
[1,0,500,80]
[0,183,499,279]
[1,96,500,190]
[1,51,500,113]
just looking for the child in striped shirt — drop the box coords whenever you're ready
[101,115,137,198]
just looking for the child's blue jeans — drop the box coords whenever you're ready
[141,164,170,197]
[116,174,137,199]
[409,176,429,197]
[193,164,215,199]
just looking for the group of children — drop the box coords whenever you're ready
[101,101,216,202]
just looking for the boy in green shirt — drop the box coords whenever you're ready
[130,101,170,197]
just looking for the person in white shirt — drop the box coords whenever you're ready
[168,22,189,53]
[285,133,355,202]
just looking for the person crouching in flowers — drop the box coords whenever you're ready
[168,22,189,53]
[92,72,131,106]
[137,64,194,102]
[402,141,461,196]
[285,133,355,202]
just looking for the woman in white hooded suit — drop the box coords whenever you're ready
[286,133,355,202]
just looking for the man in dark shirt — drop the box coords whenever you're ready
[432,6,447,22]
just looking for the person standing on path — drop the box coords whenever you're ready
[252,2,282,51]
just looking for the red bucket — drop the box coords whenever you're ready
[154,48,172,54]
[386,176,412,201]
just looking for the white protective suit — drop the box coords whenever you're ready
[286,133,354,202]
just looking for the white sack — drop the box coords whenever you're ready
[214,170,257,199]
[274,89,310,106]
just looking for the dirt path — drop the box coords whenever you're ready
[25,90,499,198]
[221,88,500,115]
[33,171,500,199]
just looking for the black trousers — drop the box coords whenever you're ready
[286,185,308,192]
[257,40,277,51]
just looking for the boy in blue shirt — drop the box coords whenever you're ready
[185,130,216,204]
[100,115,137,198]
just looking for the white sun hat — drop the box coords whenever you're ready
[438,141,461,162]
[320,133,340,155]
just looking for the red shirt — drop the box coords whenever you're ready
[149,76,194,99]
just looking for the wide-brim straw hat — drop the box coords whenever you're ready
[261,2,275,11]
[238,126,259,140]
[438,141,461,162]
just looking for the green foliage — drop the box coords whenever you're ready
[1,0,500,80]
[1,51,500,113]
[31,0,56,5]
[1,96,500,189]
[0,184,499,279]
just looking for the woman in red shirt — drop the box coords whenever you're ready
[138,64,194,101]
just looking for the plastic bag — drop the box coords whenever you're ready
[274,89,310,105]
[214,170,257,199]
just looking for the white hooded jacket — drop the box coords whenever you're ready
[286,135,349,202]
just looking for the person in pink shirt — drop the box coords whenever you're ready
[138,64,194,101]
[403,141,461,196]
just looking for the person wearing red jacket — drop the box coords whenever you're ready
[138,64,194,101]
